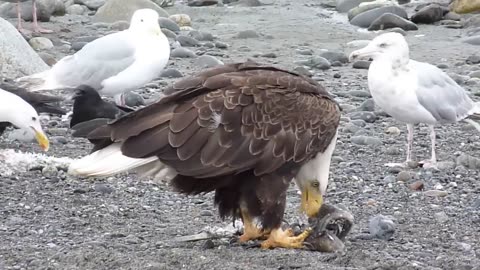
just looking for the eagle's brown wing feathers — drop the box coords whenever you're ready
[88,62,340,179]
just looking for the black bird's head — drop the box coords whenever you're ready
[72,85,102,103]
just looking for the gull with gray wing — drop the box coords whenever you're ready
[349,32,480,169]
[16,8,170,106]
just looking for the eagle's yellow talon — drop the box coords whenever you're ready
[239,227,264,243]
[239,209,270,242]
[260,228,311,249]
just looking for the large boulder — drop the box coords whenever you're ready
[411,4,447,24]
[151,0,176,7]
[74,0,106,10]
[93,0,169,23]
[348,3,385,21]
[336,0,374,13]
[465,15,480,29]
[450,0,480,14]
[368,13,418,31]
[350,6,408,28]
[0,17,48,77]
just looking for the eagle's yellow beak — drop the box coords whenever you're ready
[300,181,323,218]
[33,128,50,151]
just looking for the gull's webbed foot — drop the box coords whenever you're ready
[17,27,31,36]
[418,159,438,170]
[384,160,418,169]
[33,27,53,34]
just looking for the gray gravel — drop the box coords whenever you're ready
[1,0,480,269]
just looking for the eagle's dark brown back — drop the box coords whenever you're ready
[88,61,341,178]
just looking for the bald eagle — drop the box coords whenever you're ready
[68,61,341,249]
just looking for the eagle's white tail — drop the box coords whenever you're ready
[68,143,172,178]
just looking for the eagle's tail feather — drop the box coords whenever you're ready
[68,143,163,177]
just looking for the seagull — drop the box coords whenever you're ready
[349,32,480,169]
[0,87,50,151]
[0,79,66,117]
[16,8,171,107]
[2,0,52,33]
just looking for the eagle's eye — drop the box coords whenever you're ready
[379,42,388,48]
[311,181,320,188]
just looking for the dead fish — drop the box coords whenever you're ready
[303,203,354,253]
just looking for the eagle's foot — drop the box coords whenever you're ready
[260,227,312,249]
[239,209,270,243]
[239,226,269,243]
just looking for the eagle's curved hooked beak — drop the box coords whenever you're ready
[300,180,323,218]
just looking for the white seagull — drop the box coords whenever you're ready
[349,32,480,169]
[0,88,50,151]
[16,8,171,106]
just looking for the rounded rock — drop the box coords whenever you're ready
[66,4,86,15]
[195,55,223,68]
[160,68,183,78]
[352,60,371,69]
[169,14,192,27]
[29,37,54,51]
[350,6,408,28]
[176,35,200,47]
[171,47,197,58]
[158,17,180,33]
[236,30,260,39]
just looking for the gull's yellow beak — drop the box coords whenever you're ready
[300,181,323,218]
[33,128,50,151]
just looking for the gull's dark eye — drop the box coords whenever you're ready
[141,19,144,22]
[32,117,37,121]
[379,43,387,48]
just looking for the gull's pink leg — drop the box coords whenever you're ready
[419,125,438,169]
[406,124,414,163]
[114,94,126,107]
[16,1,30,35]
[32,0,53,33]
[385,123,414,168]
[429,125,437,164]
